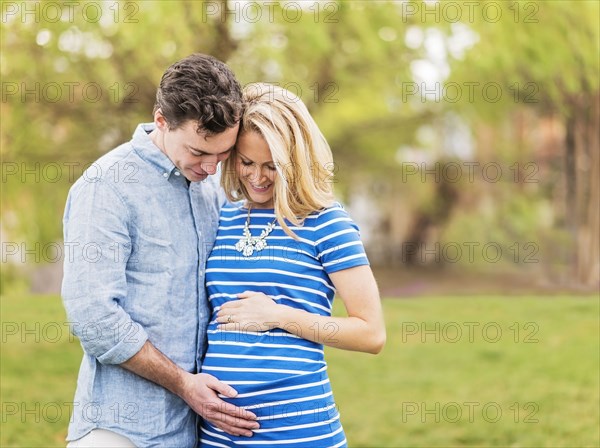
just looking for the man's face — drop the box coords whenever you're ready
[154,111,239,182]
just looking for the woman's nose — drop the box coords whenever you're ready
[248,165,264,181]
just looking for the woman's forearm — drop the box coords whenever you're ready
[273,304,385,354]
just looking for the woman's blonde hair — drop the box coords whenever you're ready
[221,83,335,238]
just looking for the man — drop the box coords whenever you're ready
[62,54,259,447]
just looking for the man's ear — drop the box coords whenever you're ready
[154,109,169,132]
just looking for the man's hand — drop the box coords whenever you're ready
[180,372,259,436]
[122,341,259,437]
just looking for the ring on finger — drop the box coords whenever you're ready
[227,314,233,324]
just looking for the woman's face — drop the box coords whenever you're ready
[236,131,277,209]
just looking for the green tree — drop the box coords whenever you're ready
[1,1,237,291]
[443,0,599,286]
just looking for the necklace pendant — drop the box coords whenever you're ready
[235,208,276,257]
[235,238,255,256]
[255,238,267,251]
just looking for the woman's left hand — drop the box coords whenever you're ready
[216,291,282,331]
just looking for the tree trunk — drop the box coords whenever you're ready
[403,163,459,267]
[578,93,599,287]
[213,0,238,60]
[567,92,600,288]
[565,112,578,280]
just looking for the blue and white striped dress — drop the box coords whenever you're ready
[199,202,369,447]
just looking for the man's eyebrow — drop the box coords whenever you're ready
[186,145,205,154]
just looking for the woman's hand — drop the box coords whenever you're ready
[216,291,282,331]
[215,265,385,354]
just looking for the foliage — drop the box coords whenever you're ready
[445,0,599,118]
[1,1,598,288]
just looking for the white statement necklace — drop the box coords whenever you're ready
[235,206,277,257]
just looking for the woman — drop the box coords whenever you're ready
[200,83,386,447]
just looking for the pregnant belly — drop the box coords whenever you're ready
[202,338,332,418]
[203,366,341,439]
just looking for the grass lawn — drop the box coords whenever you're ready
[1,294,598,447]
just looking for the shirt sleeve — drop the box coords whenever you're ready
[314,203,370,275]
[61,177,148,365]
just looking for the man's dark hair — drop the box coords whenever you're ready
[154,53,243,135]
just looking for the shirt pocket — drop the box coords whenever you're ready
[126,231,173,297]
[130,231,172,269]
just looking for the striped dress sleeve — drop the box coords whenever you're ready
[313,203,370,274]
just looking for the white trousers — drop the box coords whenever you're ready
[67,429,136,447]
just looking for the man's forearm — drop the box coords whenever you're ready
[121,340,189,399]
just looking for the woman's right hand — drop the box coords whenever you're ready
[216,291,282,331]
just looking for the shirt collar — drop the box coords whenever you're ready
[131,123,184,181]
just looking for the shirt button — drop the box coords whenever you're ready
[174,171,181,176]
[163,172,168,178]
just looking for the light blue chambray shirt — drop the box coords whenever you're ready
[61,123,224,446]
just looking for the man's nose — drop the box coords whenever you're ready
[201,161,218,175]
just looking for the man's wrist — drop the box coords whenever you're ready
[172,369,193,401]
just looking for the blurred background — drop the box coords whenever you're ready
[1,1,598,446]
